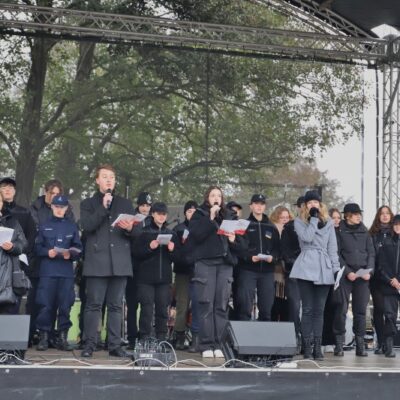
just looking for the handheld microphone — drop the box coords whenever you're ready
[106,189,112,209]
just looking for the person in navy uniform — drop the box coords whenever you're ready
[236,194,281,322]
[34,195,82,351]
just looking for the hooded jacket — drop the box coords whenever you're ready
[238,213,280,273]
[376,234,400,295]
[280,219,301,272]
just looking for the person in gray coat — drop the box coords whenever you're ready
[80,164,136,358]
[290,190,340,360]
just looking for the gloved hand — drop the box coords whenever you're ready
[309,207,320,218]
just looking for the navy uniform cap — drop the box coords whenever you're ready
[250,194,266,204]
[51,195,69,206]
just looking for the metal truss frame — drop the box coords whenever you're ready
[0,2,400,207]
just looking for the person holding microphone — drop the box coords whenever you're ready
[189,186,245,358]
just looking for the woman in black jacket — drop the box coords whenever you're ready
[376,214,400,357]
[133,202,180,341]
[369,205,393,354]
[189,186,244,358]
[333,203,375,357]
[0,193,28,314]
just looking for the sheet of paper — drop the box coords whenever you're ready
[182,229,189,241]
[54,246,69,254]
[157,234,173,245]
[355,268,372,278]
[334,266,345,291]
[0,227,14,245]
[218,219,250,235]
[54,246,82,255]
[257,253,273,262]
[19,254,29,266]
[111,213,145,227]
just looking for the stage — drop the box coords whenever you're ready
[1,348,400,399]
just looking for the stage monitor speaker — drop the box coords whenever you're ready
[0,315,30,351]
[221,321,297,364]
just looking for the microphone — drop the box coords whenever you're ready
[106,189,112,209]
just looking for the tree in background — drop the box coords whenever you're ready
[0,0,363,205]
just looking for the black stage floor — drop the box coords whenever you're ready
[2,348,400,399]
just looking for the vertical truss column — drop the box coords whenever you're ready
[381,60,400,210]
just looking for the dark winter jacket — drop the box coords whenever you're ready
[376,234,400,295]
[238,213,280,274]
[132,220,179,284]
[3,201,36,273]
[0,211,28,305]
[34,216,82,278]
[173,219,194,275]
[80,191,135,277]
[370,226,391,284]
[280,219,300,272]
[188,203,245,266]
[336,220,375,275]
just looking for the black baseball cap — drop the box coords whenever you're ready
[151,202,168,214]
[226,200,243,210]
[393,214,400,225]
[0,177,16,187]
[184,200,198,213]
[250,194,266,204]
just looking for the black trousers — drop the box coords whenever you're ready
[83,276,126,351]
[137,282,171,338]
[193,260,233,351]
[370,280,385,345]
[322,287,337,346]
[26,277,40,338]
[383,294,400,337]
[333,278,370,337]
[236,269,275,321]
[125,276,139,343]
[297,279,330,339]
[285,276,301,335]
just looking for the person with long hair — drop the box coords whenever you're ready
[376,214,400,357]
[188,186,244,358]
[333,203,375,357]
[369,205,394,354]
[289,190,339,360]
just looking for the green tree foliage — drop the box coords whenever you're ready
[0,0,363,205]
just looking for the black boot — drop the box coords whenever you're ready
[334,335,344,357]
[37,331,49,351]
[174,331,186,350]
[313,337,324,361]
[56,331,73,351]
[385,336,396,358]
[188,333,199,353]
[303,337,313,359]
[295,334,302,355]
[355,335,368,357]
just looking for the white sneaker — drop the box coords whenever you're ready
[324,345,334,353]
[202,349,214,358]
[214,349,224,358]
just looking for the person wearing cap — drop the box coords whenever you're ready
[332,203,375,357]
[80,164,136,358]
[280,196,304,348]
[34,195,82,351]
[376,214,400,357]
[289,190,340,360]
[171,200,199,350]
[236,194,280,323]
[29,179,75,347]
[226,200,243,219]
[189,186,245,358]
[368,205,394,355]
[132,202,180,340]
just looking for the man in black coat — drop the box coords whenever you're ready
[80,164,135,358]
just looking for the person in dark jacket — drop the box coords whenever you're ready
[133,202,180,340]
[376,214,400,357]
[125,191,153,349]
[333,203,375,357]
[237,194,280,322]
[188,186,245,358]
[0,192,28,314]
[34,195,82,351]
[369,205,394,354]
[172,200,198,350]
[281,196,304,348]
[80,164,136,358]
[29,178,75,346]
